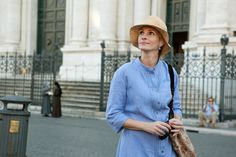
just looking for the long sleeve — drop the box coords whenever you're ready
[172,68,182,117]
[106,68,129,133]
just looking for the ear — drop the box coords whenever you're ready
[159,40,164,48]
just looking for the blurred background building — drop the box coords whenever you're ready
[0,0,235,81]
[0,0,236,119]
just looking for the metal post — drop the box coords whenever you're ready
[184,48,189,117]
[99,40,106,111]
[127,47,131,62]
[22,51,27,95]
[229,49,234,118]
[30,51,36,101]
[219,34,229,122]
[114,49,118,72]
[13,52,17,95]
[202,47,206,108]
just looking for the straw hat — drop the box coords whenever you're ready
[130,16,171,57]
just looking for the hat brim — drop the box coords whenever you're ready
[130,24,171,58]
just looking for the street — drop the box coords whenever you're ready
[27,114,236,157]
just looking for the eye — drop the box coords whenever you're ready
[148,31,156,36]
[138,30,144,35]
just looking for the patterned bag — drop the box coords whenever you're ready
[169,128,197,157]
[166,62,197,157]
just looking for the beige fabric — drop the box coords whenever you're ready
[130,16,171,58]
[198,111,218,128]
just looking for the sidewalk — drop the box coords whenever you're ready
[25,114,236,157]
[183,118,236,136]
[29,106,236,137]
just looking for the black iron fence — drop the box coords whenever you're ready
[0,47,235,121]
[99,48,236,121]
[0,51,62,106]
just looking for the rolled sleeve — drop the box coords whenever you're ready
[106,68,129,133]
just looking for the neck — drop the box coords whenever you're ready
[140,51,159,68]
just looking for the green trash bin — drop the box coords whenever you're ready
[0,95,31,157]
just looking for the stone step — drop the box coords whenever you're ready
[61,97,99,105]
[59,81,102,111]
[61,94,100,100]
[62,102,99,111]
[28,105,105,119]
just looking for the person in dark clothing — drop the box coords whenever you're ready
[52,81,62,117]
[41,81,51,117]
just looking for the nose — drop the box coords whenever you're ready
[140,33,147,40]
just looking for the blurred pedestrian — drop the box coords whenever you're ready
[198,97,219,128]
[41,81,51,117]
[52,81,62,117]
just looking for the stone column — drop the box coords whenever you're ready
[195,0,206,37]
[152,0,167,21]
[71,0,89,47]
[87,0,100,47]
[117,0,133,50]
[184,0,229,50]
[19,0,38,54]
[182,0,200,54]
[133,0,151,23]
[188,0,198,41]
[88,0,117,49]
[201,0,229,37]
[99,0,117,48]
[0,0,21,52]
[63,0,89,50]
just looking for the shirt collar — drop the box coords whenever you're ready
[134,57,161,72]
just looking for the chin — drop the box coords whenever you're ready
[140,48,155,52]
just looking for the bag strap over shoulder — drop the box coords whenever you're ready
[165,61,174,119]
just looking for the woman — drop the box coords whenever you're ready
[106,16,183,157]
[52,81,62,117]
[41,81,51,117]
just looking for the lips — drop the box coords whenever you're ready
[139,42,149,45]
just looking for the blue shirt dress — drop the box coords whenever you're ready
[106,58,182,157]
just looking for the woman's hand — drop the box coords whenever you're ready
[168,118,184,136]
[142,121,171,136]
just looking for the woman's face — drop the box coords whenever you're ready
[138,26,164,53]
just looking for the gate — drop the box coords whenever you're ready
[99,48,236,121]
[0,52,62,107]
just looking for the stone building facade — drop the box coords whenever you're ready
[0,0,235,81]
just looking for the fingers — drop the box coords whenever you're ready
[154,126,166,136]
[147,121,171,136]
[144,121,183,137]
[169,118,183,129]
[170,128,180,134]
[155,122,171,136]
[168,118,184,136]
[162,121,172,130]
